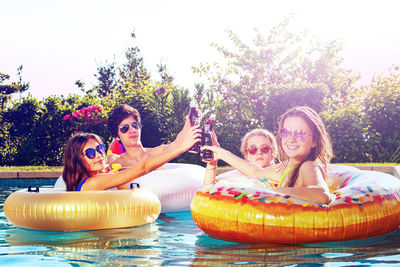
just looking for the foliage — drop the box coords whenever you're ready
[117,31,151,95]
[362,66,400,163]
[0,97,41,165]
[264,84,327,131]
[1,20,399,166]
[94,59,117,97]
[322,103,369,163]
[0,93,111,166]
[63,105,107,136]
[192,17,359,160]
[27,97,75,166]
[0,65,30,109]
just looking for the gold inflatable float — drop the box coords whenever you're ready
[4,188,161,231]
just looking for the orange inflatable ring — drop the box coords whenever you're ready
[191,164,400,244]
[4,188,161,231]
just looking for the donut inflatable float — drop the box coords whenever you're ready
[4,188,161,231]
[54,163,205,213]
[191,164,400,244]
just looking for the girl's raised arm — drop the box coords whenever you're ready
[202,128,219,185]
[83,120,201,191]
[202,145,281,182]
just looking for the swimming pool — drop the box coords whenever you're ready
[1,183,400,266]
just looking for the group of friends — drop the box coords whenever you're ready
[62,104,334,205]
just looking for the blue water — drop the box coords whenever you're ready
[1,185,400,266]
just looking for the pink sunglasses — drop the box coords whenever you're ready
[247,144,271,155]
[279,128,312,142]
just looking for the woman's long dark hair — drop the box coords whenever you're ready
[276,106,334,187]
[62,132,104,191]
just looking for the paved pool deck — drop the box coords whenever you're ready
[0,165,399,179]
[0,171,62,178]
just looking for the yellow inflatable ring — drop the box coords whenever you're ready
[191,164,400,244]
[4,188,161,231]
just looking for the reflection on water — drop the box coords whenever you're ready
[3,224,163,266]
[1,186,400,266]
[192,229,400,266]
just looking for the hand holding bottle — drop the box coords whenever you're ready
[188,100,202,153]
[175,115,202,153]
[201,114,216,162]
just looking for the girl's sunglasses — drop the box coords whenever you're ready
[83,144,106,159]
[247,144,271,155]
[119,121,143,134]
[280,128,311,142]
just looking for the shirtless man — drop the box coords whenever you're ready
[107,104,183,169]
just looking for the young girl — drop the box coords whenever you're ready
[62,117,201,191]
[202,106,334,205]
[203,128,277,185]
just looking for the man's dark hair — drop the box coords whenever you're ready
[108,104,141,137]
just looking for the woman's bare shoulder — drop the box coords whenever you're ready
[300,160,321,170]
[299,161,325,184]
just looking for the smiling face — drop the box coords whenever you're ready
[281,116,316,163]
[245,135,274,168]
[117,116,142,147]
[82,138,106,175]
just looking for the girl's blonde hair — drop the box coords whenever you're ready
[240,128,278,160]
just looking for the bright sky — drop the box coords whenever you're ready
[1,0,400,99]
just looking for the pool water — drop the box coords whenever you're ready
[1,185,400,266]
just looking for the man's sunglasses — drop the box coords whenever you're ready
[247,144,271,155]
[119,121,143,134]
[280,128,312,142]
[83,144,106,159]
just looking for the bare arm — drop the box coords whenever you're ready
[202,145,282,183]
[271,161,334,205]
[145,144,169,155]
[82,123,202,190]
[202,129,219,185]
[203,161,217,185]
[144,115,192,155]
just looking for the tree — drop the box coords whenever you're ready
[322,103,368,163]
[1,97,40,165]
[363,66,400,162]
[192,17,359,158]
[94,59,117,97]
[0,65,30,109]
[118,31,150,95]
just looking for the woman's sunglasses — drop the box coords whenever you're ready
[247,144,271,155]
[119,121,143,134]
[280,128,311,142]
[83,144,106,159]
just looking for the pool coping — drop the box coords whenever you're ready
[0,171,61,178]
[0,165,399,179]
